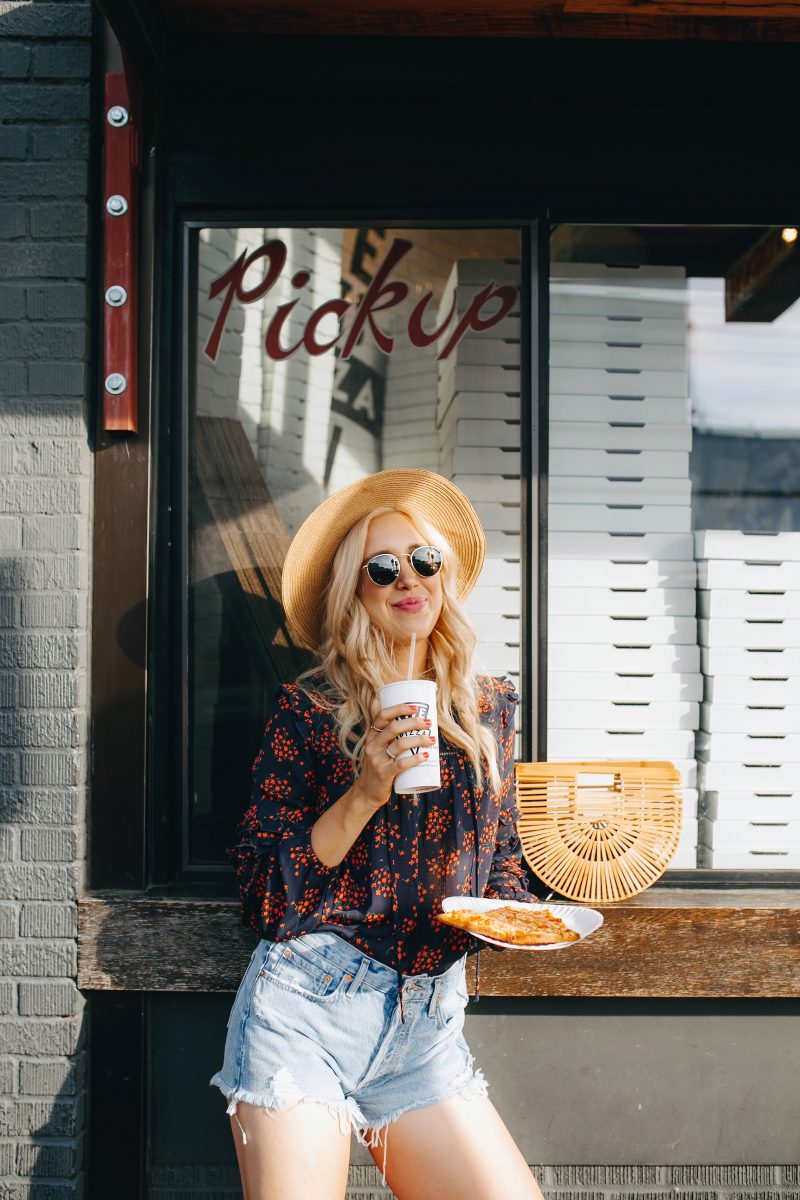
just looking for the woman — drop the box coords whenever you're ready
[211,468,545,1200]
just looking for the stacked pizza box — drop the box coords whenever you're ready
[255,229,364,529]
[547,263,701,867]
[695,529,800,869]
[382,305,439,472]
[436,260,522,689]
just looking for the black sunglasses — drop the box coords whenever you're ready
[360,545,443,586]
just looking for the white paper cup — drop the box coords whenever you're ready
[377,678,440,794]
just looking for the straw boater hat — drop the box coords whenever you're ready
[282,469,486,650]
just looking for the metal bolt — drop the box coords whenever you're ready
[107,105,130,128]
[105,373,127,395]
[106,194,128,216]
[105,285,128,307]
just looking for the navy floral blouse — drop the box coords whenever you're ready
[228,675,535,976]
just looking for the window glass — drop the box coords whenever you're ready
[548,225,800,871]
[188,227,522,870]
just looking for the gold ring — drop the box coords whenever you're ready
[371,724,384,733]
[385,747,396,760]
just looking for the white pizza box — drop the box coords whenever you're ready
[464,585,521,615]
[704,676,800,705]
[468,613,520,642]
[683,791,700,818]
[437,285,521,324]
[696,730,800,763]
[549,479,694,521]
[700,703,800,735]
[384,449,441,472]
[436,392,521,423]
[549,342,687,372]
[384,401,441,428]
[549,394,691,426]
[549,532,695,561]
[550,291,687,321]
[669,845,698,868]
[471,502,522,532]
[473,642,520,674]
[447,447,520,476]
[551,262,686,287]
[549,504,692,535]
[548,699,699,730]
[704,793,799,822]
[440,259,521,291]
[549,447,690,479]
[701,819,800,851]
[550,313,688,345]
[694,530,800,560]
[698,589,800,621]
[550,422,692,453]
[547,731,696,758]
[550,367,687,399]
[702,645,800,676]
[456,315,520,340]
[483,530,521,558]
[439,337,519,367]
[549,642,700,673]
[701,847,800,868]
[438,362,520,398]
[475,557,521,588]
[548,585,696,617]
[699,761,800,791]
[547,558,697,590]
[453,474,520,503]
[698,559,800,590]
[549,613,697,645]
[438,418,520,450]
[699,618,800,649]
[547,671,703,703]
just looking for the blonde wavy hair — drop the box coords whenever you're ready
[297,505,501,793]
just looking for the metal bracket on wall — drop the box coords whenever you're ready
[103,68,141,432]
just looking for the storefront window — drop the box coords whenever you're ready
[187,226,523,871]
[548,225,800,871]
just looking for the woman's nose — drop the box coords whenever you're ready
[396,557,417,587]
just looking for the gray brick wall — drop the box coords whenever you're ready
[0,1,93,1196]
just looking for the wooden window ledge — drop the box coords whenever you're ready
[76,890,800,997]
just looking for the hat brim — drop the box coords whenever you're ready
[281,469,486,651]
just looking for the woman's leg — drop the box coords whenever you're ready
[230,1100,351,1200]
[367,1093,545,1200]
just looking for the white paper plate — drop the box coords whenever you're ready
[440,896,604,952]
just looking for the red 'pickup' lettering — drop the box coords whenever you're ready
[203,237,518,364]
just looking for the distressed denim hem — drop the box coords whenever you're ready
[209,1069,367,1144]
[354,1065,489,1185]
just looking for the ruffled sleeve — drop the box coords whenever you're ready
[484,679,537,902]
[228,685,338,937]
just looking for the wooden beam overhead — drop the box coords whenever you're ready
[156,0,800,39]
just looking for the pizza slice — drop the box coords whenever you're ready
[438,904,580,946]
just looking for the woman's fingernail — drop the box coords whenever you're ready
[422,752,430,759]
[428,736,436,744]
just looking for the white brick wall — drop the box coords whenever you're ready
[0,1,92,1195]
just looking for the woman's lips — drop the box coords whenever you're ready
[392,597,427,613]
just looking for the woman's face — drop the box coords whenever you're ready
[356,512,444,645]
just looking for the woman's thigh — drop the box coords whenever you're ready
[231,1100,351,1200]
[368,1092,545,1200]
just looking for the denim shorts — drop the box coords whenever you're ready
[210,930,487,1163]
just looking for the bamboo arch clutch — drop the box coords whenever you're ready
[515,761,683,903]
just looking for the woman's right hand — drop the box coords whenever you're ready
[354,704,437,808]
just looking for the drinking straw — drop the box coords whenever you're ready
[407,633,416,680]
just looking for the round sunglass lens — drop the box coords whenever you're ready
[367,554,400,585]
[411,546,442,577]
